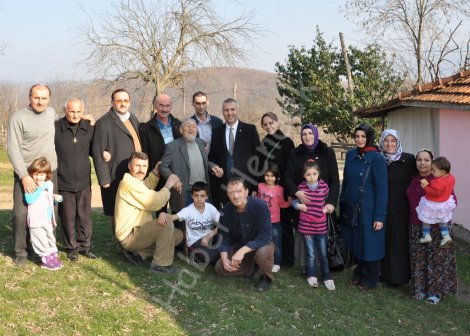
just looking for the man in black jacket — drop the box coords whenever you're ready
[55,98,97,260]
[190,91,223,154]
[140,94,182,186]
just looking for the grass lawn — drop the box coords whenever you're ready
[1,210,470,336]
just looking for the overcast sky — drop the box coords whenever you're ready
[0,0,367,83]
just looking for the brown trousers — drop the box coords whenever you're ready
[120,220,183,266]
[215,242,275,281]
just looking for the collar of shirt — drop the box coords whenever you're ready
[113,108,130,121]
[225,119,239,151]
[156,114,172,128]
[195,112,211,124]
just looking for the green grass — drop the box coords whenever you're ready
[1,210,470,336]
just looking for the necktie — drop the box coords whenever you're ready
[229,127,235,156]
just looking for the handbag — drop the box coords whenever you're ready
[327,214,352,271]
[339,162,371,227]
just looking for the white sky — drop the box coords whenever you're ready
[0,0,368,83]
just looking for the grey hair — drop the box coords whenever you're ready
[181,117,197,127]
[222,98,239,109]
[63,97,85,112]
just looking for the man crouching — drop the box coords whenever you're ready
[115,152,183,274]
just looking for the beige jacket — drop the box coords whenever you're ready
[114,172,170,241]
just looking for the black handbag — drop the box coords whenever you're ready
[339,162,371,227]
[327,214,352,271]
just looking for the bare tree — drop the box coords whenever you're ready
[343,0,470,83]
[80,0,260,96]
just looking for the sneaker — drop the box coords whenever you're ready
[51,254,64,269]
[324,279,336,291]
[14,255,28,267]
[307,276,318,287]
[149,263,179,274]
[419,234,432,243]
[440,235,453,247]
[257,276,272,292]
[272,265,281,273]
[41,254,61,271]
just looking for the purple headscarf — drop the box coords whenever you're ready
[301,124,319,151]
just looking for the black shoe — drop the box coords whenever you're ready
[257,276,272,292]
[123,250,143,266]
[79,251,98,259]
[15,256,28,267]
[67,252,78,261]
[149,263,179,274]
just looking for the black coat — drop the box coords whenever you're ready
[55,118,93,192]
[259,130,295,186]
[208,121,261,207]
[284,140,340,206]
[92,109,141,215]
[381,152,417,285]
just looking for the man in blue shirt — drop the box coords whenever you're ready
[215,177,275,292]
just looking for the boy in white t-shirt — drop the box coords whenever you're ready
[159,181,220,264]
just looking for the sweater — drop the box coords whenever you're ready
[424,174,455,202]
[25,181,57,229]
[296,180,329,235]
[257,183,290,223]
[114,172,170,241]
[8,106,57,179]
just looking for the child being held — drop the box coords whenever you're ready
[257,163,291,273]
[24,157,63,270]
[159,181,220,265]
[417,156,456,246]
[292,160,335,290]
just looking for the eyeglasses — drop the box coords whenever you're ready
[114,99,130,104]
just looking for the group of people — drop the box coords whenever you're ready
[7,84,458,299]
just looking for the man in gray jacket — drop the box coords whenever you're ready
[7,84,57,267]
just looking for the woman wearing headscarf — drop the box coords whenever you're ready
[379,129,416,286]
[339,124,388,290]
[406,149,457,304]
[284,124,340,267]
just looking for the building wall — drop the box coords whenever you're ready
[439,109,470,229]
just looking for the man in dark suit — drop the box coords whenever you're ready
[159,118,223,214]
[92,89,141,233]
[208,98,261,208]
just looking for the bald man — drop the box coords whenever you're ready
[55,98,97,261]
[140,94,182,190]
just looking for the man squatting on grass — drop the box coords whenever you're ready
[215,177,275,292]
[114,152,184,274]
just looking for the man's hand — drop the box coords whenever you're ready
[164,174,180,190]
[230,249,246,269]
[152,161,161,176]
[102,183,110,188]
[373,221,384,231]
[22,175,36,194]
[221,255,238,272]
[324,203,335,214]
[211,165,223,178]
[157,212,168,226]
[81,114,95,126]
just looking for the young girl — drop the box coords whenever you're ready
[257,163,291,273]
[417,156,456,246]
[25,157,63,270]
[293,160,335,290]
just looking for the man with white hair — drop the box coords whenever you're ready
[159,118,223,214]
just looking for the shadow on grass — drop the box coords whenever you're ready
[1,209,470,336]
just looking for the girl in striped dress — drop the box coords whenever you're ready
[292,160,335,290]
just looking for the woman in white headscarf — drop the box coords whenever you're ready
[379,129,416,286]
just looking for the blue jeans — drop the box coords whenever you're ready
[272,222,282,265]
[303,233,331,280]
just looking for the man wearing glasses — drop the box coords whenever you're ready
[190,91,223,153]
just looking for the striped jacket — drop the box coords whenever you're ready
[297,179,329,235]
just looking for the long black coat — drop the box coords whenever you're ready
[381,152,417,285]
[259,130,295,186]
[209,121,261,207]
[92,109,140,216]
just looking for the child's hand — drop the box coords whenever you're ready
[420,179,429,188]
[287,196,292,203]
[53,194,63,203]
[201,236,210,247]
[298,204,308,212]
[102,151,111,162]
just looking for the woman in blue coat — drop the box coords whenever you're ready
[339,124,388,290]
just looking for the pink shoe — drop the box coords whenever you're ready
[41,254,61,271]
